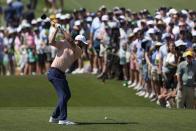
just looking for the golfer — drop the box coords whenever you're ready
[47,22,87,125]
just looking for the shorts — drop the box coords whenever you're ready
[38,54,46,65]
[142,64,149,82]
[99,44,106,57]
[120,57,126,65]
[151,66,158,81]
[130,56,136,70]
[93,39,100,56]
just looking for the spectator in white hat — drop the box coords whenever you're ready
[71,34,88,74]
[175,30,192,48]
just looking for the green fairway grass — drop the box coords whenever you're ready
[0,75,196,131]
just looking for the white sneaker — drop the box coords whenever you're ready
[128,80,132,85]
[78,68,84,74]
[138,91,146,96]
[49,117,59,123]
[144,92,149,98]
[149,93,155,99]
[92,68,98,74]
[136,90,143,96]
[150,97,157,102]
[58,120,76,125]
[72,68,80,74]
[156,100,160,105]
[136,86,143,91]
[128,82,136,88]
[134,84,140,90]
[166,101,171,108]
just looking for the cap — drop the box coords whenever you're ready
[119,15,126,20]
[155,15,161,19]
[65,14,71,19]
[60,15,66,20]
[162,33,171,40]
[75,35,88,45]
[31,19,37,25]
[192,30,196,36]
[74,20,81,26]
[86,16,92,22]
[50,14,56,20]
[147,20,154,25]
[56,13,61,19]
[133,27,140,33]
[7,27,16,34]
[183,50,193,57]
[101,15,109,21]
[147,28,156,34]
[7,0,12,4]
[155,42,162,46]
[175,41,186,47]
[168,8,178,15]
[37,17,42,23]
[128,32,135,37]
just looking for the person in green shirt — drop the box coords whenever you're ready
[176,50,196,109]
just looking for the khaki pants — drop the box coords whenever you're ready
[176,87,194,109]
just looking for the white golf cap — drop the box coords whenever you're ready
[86,16,92,22]
[75,35,88,45]
[60,15,66,20]
[162,33,171,40]
[175,41,186,47]
[56,13,61,19]
[7,0,12,4]
[74,20,81,26]
[147,28,156,34]
[147,20,154,25]
[7,27,16,34]
[65,14,71,19]
[17,26,22,32]
[119,15,126,20]
[37,17,42,23]
[155,15,161,19]
[181,9,188,15]
[192,30,196,36]
[168,8,178,15]
[128,32,135,37]
[101,15,109,21]
[155,42,162,46]
[133,27,140,33]
[31,19,37,25]
[99,5,106,11]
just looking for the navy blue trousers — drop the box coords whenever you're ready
[47,67,71,120]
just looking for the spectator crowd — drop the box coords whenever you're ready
[0,0,196,109]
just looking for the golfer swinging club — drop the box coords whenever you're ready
[47,17,88,125]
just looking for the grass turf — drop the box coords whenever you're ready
[0,75,196,131]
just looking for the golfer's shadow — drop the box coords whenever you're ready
[76,121,139,125]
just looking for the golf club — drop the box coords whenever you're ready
[41,13,65,32]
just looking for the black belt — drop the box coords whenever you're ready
[50,67,65,75]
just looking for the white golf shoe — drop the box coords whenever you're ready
[49,117,59,123]
[58,120,76,125]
